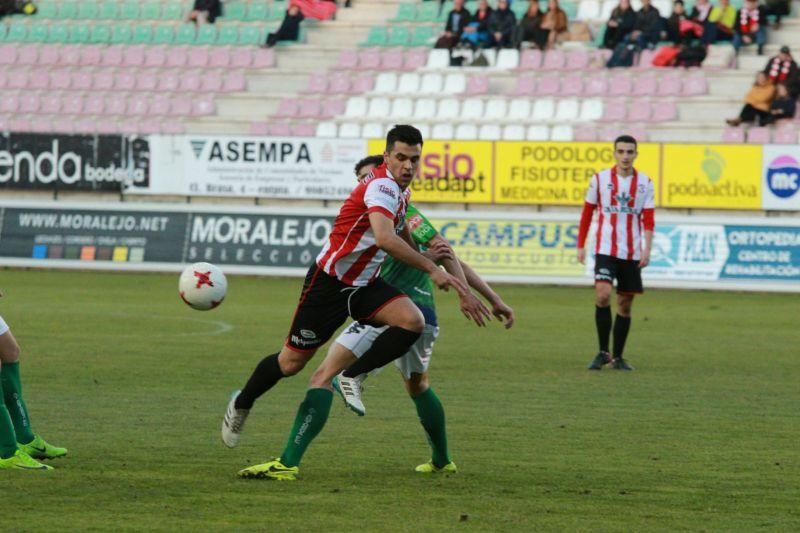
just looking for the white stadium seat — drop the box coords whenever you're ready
[502,124,526,140]
[431,123,455,139]
[480,48,497,67]
[315,121,337,137]
[344,96,367,118]
[526,125,550,141]
[396,73,420,94]
[420,73,444,94]
[495,49,520,69]
[413,98,437,119]
[478,124,502,140]
[390,98,413,119]
[551,125,574,141]
[427,49,450,69]
[600,0,616,20]
[508,99,532,120]
[443,73,467,93]
[373,72,397,94]
[532,98,555,121]
[577,0,601,20]
[653,0,672,16]
[555,99,580,121]
[484,98,509,120]
[436,98,460,119]
[461,97,485,120]
[338,122,361,138]
[455,124,478,140]
[361,122,384,138]
[580,98,604,121]
[415,123,431,139]
[367,97,390,118]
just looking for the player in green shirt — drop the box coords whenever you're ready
[236,156,514,480]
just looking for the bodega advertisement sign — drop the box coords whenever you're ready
[761,145,800,210]
[0,133,149,191]
[144,135,365,198]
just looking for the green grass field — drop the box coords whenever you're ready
[3,269,798,531]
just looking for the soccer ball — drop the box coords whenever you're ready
[178,262,227,310]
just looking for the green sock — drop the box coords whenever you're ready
[1,361,35,444]
[412,387,451,468]
[0,378,18,459]
[280,388,333,468]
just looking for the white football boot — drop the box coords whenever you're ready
[221,390,250,448]
[332,372,366,416]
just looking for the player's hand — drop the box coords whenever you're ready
[423,240,454,264]
[459,292,492,327]
[490,299,515,329]
[639,248,651,268]
[430,268,469,295]
[577,248,586,265]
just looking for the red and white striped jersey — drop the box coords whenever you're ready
[316,164,410,286]
[584,166,655,261]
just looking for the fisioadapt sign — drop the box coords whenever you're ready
[0,133,149,191]
[761,145,800,210]
[150,135,365,198]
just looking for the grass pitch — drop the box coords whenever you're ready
[3,269,798,532]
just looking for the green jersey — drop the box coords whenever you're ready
[380,204,439,324]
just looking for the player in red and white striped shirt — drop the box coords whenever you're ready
[222,126,485,459]
[577,135,655,371]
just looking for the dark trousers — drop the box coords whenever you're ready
[740,104,771,126]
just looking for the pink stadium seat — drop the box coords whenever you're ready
[150,94,171,116]
[574,125,598,141]
[381,48,405,70]
[95,118,119,134]
[404,48,428,70]
[565,50,590,70]
[657,73,682,96]
[275,98,301,118]
[609,74,632,96]
[2,93,20,113]
[38,44,60,66]
[209,47,231,68]
[41,93,62,114]
[62,94,85,114]
[201,71,224,92]
[0,69,7,89]
[298,99,322,118]
[542,49,566,70]
[158,72,180,92]
[80,46,101,66]
[268,122,292,136]
[8,117,31,132]
[560,74,583,96]
[115,71,137,91]
[179,71,202,92]
[773,126,799,144]
[123,45,146,67]
[118,118,140,134]
[0,115,9,130]
[652,101,678,121]
[637,48,656,68]
[537,74,560,95]
[83,94,104,115]
[250,122,270,135]
[518,49,542,70]
[747,127,771,144]
[722,127,745,143]
[602,99,627,121]
[136,70,159,92]
[145,47,167,68]
[231,48,254,68]
[321,98,345,117]
[627,126,647,140]
[627,101,652,121]
[584,76,608,96]
[17,45,38,65]
[29,69,49,90]
[127,95,150,115]
[598,124,624,140]
[93,70,115,91]
[30,116,52,133]
[71,69,93,91]
[358,48,381,70]
[591,48,613,67]
[169,98,192,116]
[18,93,40,114]
[166,47,189,68]
[105,94,128,115]
[51,117,76,133]
[252,48,275,68]
[291,123,316,137]
[101,46,124,67]
[59,45,81,66]
[352,73,375,93]
[8,68,29,90]
[302,72,328,94]
[192,97,215,116]
[632,73,657,96]
[138,118,162,134]
[0,44,18,65]
[464,75,489,95]
[223,70,247,92]
[335,49,359,70]
[328,72,351,94]
[188,48,210,68]
[682,74,708,95]
[512,75,536,96]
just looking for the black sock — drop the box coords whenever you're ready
[342,327,421,378]
[235,353,284,410]
[613,315,631,359]
[595,306,612,353]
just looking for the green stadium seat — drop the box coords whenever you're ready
[465,1,478,12]
[90,24,112,44]
[36,3,58,18]
[387,26,411,46]
[153,25,175,44]
[409,25,435,46]
[47,24,70,43]
[175,23,197,45]
[238,26,262,45]
[26,24,49,42]
[101,3,120,20]
[77,3,100,20]
[225,2,248,20]
[560,2,578,20]
[217,25,239,45]
[438,2,453,22]
[141,2,161,19]
[268,3,287,21]
[0,25,6,41]
[161,3,183,20]
[59,2,79,19]
[512,1,527,18]
[417,2,439,22]
[247,3,269,21]
[361,26,389,47]
[6,24,25,42]
[111,23,134,44]
[69,24,92,44]
[195,24,217,45]
[133,25,154,44]
[120,2,140,20]
[391,3,417,22]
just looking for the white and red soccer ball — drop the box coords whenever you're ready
[178,262,227,310]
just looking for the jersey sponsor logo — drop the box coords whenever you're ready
[602,205,639,215]
[290,334,319,347]
[378,184,397,199]
[300,329,317,339]
[406,214,424,231]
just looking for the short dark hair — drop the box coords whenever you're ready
[354,154,384,177]
[614,135,638,149]
[385,124,424,153]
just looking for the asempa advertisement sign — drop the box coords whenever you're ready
[761,146,800,210]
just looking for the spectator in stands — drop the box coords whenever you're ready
[733,0,768,56]
[187,0,222,24]
[264,4,305,47]
[540,0,569,48]
[627,0,664,49]
[435,0,472,49]
[764,0,790,29]
[763,46,798,84]
[602,0,636,49]
[690,0,713,23]
[514,1,548,50]
[488,0,517,48]
[703,0,737,43]
[666,0,690,43]
[726,72,776,126]
[461,0,493,48]
[763,82,797,124]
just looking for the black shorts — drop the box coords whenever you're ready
[285,265,406,352]
[594,254,643,294]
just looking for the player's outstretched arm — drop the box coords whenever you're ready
[459,259,515,329]
[368,212,468,295]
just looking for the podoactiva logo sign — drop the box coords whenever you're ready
[0,133,149,191]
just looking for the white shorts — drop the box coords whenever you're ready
[335,321,439,379]
[0,315,8,336]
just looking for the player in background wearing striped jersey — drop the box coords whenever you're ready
[222,126,490,478]
[577,135,655,371]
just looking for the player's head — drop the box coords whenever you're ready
[613,135,638,172]
[354,154,384,182]
[384,124,423,190]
